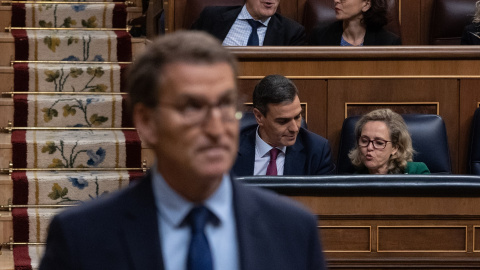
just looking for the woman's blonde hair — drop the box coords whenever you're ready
[348,108,414,174]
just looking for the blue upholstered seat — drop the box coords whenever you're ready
[337,114,452,174]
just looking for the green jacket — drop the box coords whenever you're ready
[356,161,431,174]
[405,162,430,174]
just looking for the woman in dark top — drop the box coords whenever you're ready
[309,0,401,46]
[461,0,480,45]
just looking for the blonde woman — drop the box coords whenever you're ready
[348,109,430,174]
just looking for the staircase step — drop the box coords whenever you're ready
[13,62,129,93]
[0,133,154,170]
[0,67,14,94]
[13,94,132,128]
[12,3,127,29]
[0,5,143,30]
[0,210,12,243]
[11,130,141,169]
[12,29,132,62]
[0,33,15,67]
[0,175,11,205]
[13,208,62,243]
[0,32,145,66]
[0,98,13,128]
[12,170,143,205]
[0,245,14,270]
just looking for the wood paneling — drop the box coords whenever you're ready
[420,0,435,45]
[474,226,480,252]
[327,79,459,172]
[321,226,371,252]
[285,194,480,268]
[237,78,328,136]
[377,226,467,252]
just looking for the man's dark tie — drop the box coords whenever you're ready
[247,19,263,46]
[266,148,279,175]
[187,206,213,270]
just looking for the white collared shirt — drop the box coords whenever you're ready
[151,164,239,270]
[254,127,286,175]
[223,5,271,46]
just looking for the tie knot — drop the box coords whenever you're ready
[270,148,279,161]
[247,19,263,30]
[187,206,211,233]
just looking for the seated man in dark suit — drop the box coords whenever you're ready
[233,75,336,176]
[191,0,306,45]
[39,32,327,270]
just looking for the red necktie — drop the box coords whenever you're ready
[266,148,279,175]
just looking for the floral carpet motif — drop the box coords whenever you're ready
[12,130,141,169]
[13,63,128,93]
[12,3,127,29]
[12,171,144,205]
[14,94,131,128]
[12,29,131,62]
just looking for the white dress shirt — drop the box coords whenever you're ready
[254,127,286,175]
[151,164,239,270]
[223,5,271,46]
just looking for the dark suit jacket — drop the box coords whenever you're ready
[309,20,401,45]
[232,125,336,176]
[461,23,480,45]
[191,6,306,46]
[39,173,326,270]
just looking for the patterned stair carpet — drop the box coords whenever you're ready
[7,1,141,269]
[14,94,132,127]
[12,29,132,62]
[13,63,129,93]
[12,171,144,205]
[11,3,127,29]
[11,130,141,169]
[13,207,56,270]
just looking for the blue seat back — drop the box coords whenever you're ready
[337,114,452,174]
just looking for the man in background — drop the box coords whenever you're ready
[40,32,326,270]
[233,74,336,176]
[191,0,306,46]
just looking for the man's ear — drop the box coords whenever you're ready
[132,103,158,147]
[253,108,264,126]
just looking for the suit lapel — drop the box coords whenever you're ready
[216,6,243,41]
[233,127,256,176]
[264,14,282,45]
[120,175,165,270]
[232,180,270,270]
[284,134,305,175]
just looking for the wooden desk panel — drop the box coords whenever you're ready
[290,195,480,269]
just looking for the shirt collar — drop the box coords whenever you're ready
[238,4,271,26]
[255,126,286,158]
[151,163,233,228]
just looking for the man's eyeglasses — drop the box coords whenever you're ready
[159,97,242,125]
[358,136,391,149]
